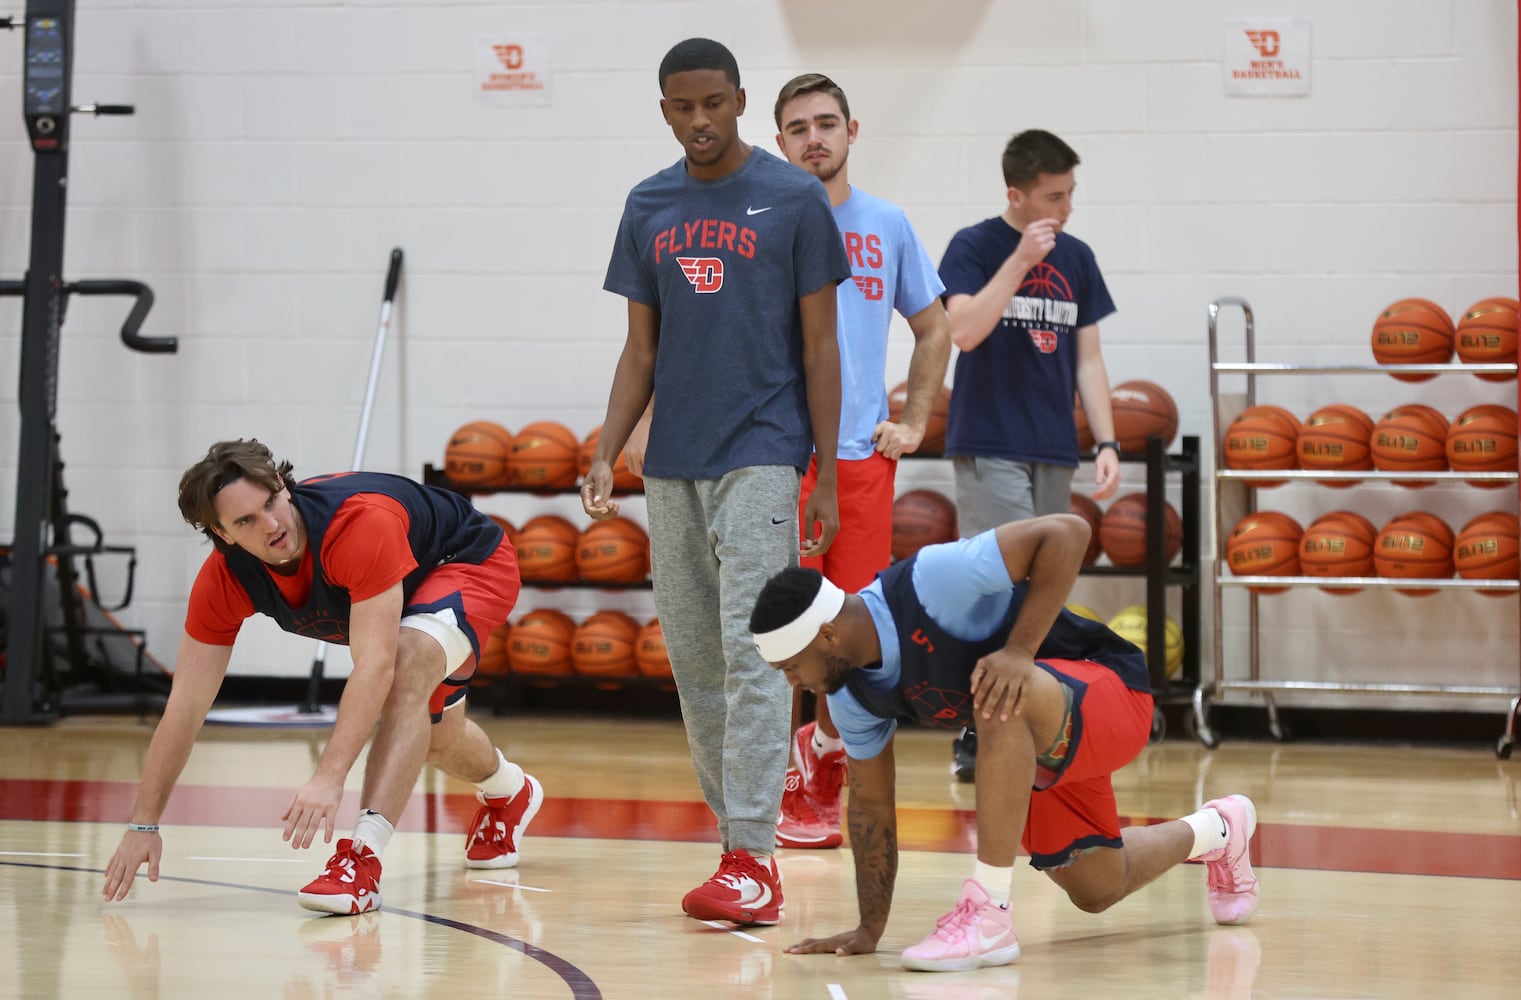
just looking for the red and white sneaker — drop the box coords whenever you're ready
[298,839,382,915]
[776,768,843,849]
[466,774,544,869]
[1199,794,1259,925]
[792,722,847,827]
[681,849,783,926]
[900,879,1020,972]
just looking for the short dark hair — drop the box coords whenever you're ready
[749,566,825,635]
[773,73,850,129]
[659,37,740,91]
[178,439,294,552]
[1002,129,1081,189]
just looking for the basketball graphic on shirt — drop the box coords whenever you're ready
[905,686,973,729]
[1019,262,1073,301]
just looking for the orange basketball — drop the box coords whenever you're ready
[506,608,576,676]
[1299,511,1377,594]
[1098,492,1183,568]
[515,514,581,583]
[571,610,640,678]
[444,420,514,488]
[1225,512,1303,594]
[1069,492,1103,566]
[1371,404,1449,486]
[486,514,520,553]
[576,518,651,584]
[1454,296,1519,380]
[635,617,673,678]
[1110,380,1179,453]
[1454,512,1520,596]
[509,421,581,490]
[1371,297,1455,381]
[1297,404,1374,487]
[887,382,952,456]
[1445,404,1518,487]
[1374,515,1454,596]
[1222,405,1301,487]
[578,425,644,492]
[472,622,513,686]
[891,489,958,561]
[1073,394,1094,453]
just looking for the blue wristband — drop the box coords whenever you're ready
[127,823,159,833]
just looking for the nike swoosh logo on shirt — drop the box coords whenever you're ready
[746,206,773,215]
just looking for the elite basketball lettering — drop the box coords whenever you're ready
[653,220,757,263]
[677,257,724,293]
[843,231,883,268]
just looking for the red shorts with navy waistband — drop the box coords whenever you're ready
[799,452,896,591]
[1021,658,1154,870]
[405,537,520,722]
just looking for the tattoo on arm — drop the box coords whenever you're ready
[847,769,897,935]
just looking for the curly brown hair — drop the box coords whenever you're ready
[177,439,294,551]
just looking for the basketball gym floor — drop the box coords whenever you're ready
[1,712,1518,999]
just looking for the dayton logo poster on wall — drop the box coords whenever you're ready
[475,33,551,107]
[1223,17,1311,96]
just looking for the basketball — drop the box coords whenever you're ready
[1105,605,1184,679]
[487,514,519,552]
[1299,511,1377,594]
[1110,380,1179,453]
[1222,405,1300,487]
[1374,515,1454,595]
[472,622,513,686]
[1445,403,1518,487]
[1069,492,1103,566]
[1297,404,1374,487]
[514,514,581,583]
[1370,404,1449,486]
[506,608,576,676]
[578,424,644,492]
[509,420,581,490]
[1454,512,1520,595]
[1064,602,1103,622]
[571,610,640,678]
[891,489,958,561]
[1073,394,1094,453]
[887,382,951,456]
[635,617,673,678]
[444,420,514,488]
[576,517,651,584]
[1454,296,1519,380]
[1098,492,1183,568]
[1224,511,1303,594]
[1370,297,1455,381]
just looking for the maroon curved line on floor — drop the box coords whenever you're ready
[2,777,1517,881]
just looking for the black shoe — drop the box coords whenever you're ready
[951,727,977,783]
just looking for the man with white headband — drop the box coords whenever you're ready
[748,514,1259,972]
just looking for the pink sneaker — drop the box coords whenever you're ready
[900,879,1020,972]
[776,768,843,849]
[297,839,382,915]
[792,722,847,826]
[680,849,783,926]
[1200,794,1259,924]
[466,774,544,869]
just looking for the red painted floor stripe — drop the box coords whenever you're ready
[3,778,1518,880]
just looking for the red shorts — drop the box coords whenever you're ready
[1021,658,1154,870]
[406,538,521,721]
[799,452,896,591]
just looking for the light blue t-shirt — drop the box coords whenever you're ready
[831,187,946,459]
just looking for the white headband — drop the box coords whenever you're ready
[752,577,846,662]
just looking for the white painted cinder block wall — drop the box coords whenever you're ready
[0,0,1515,711]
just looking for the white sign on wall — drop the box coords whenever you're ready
[1223,18,1311,97]
[475,33,551,107]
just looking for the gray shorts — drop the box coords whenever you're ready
[951,456,1075,536]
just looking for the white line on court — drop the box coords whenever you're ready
[827,985,848,1000]
[700,920,763,943]
[186,856,306,863]
[0,851,83,858]
[471,879,552,892]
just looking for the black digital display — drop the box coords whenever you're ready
[24,18,67,115]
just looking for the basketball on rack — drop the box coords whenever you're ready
[507,608,576,676]
[515,514,581,583]
[576,518,651,584]
[1224,511,1303,594]
[1104,605,1184,678]
[1069,492,1104,566]
[1110,380,1179,452]
[635,617,673,678]
[1298,511,1378,594]
[1073,394,1094,452]
[1454,296,1519,380]
[887,382,951,455]
[472,622,513,686]
[509,420,581,489]
[571,610,641,678]
[1370,297,1455,381]
[1098,492,1182,568]
[487,514,519,551]
[1454,511,1520,595]
[1296,404,1374,487]
[1370,404,1449,486]
[444,420,515,488]
[1064,602,1103,622]
[1222,405,1300,487]
[891,489,958,561]
[1374,513,1454,596]
[578,424,644,492]
[1444,403,1519,487]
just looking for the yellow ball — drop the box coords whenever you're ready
[1064,602,1103,622]
[1105,604,1184,678]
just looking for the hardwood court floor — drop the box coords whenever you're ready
[2,713,1519,999]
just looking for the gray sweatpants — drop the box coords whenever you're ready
[952,455,1075,537]
[643,465,800,855]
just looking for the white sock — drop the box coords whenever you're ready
[1182,807,1229,859]
[813,727,844,756]
[352,810,394,859]
[972,860,1013,907]
[476,748,526,801]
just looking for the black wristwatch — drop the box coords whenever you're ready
[1095,441,1122,456]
